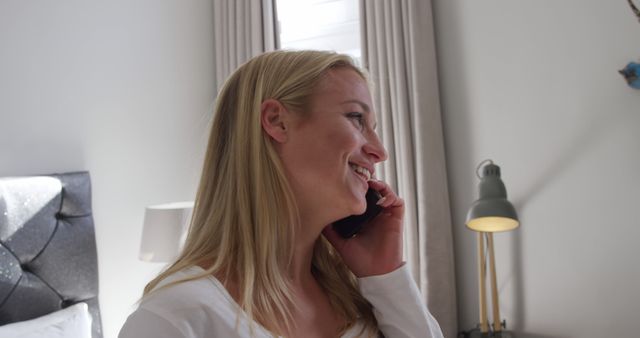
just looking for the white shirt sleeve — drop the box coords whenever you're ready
[358,264,444,338]
[119,308,186,338]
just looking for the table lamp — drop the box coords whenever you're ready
[466,160,519,336]
[139,201,194,262]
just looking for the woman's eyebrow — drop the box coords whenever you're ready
[340,99,370,112]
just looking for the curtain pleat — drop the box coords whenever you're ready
[360,1,457,337]
[212,0,276,91]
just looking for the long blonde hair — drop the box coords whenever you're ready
[144,50,378,337]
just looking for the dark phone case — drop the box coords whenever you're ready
[332,188,383,238]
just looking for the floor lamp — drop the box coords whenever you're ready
[466,160,519,336]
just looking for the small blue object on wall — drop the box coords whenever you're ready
[621,1,640,89]
[619,62,640,89]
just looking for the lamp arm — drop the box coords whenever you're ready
[628,0,640,22]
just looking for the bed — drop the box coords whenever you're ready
[0,171,102,338]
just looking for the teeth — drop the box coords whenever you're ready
[350,164,371,181]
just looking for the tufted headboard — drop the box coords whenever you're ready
[0,172,102,338]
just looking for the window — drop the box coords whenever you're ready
[275,0,361,65]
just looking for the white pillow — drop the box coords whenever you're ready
[0,302,92,338]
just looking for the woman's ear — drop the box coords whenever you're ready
[261,99,289,143]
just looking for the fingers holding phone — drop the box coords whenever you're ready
[367,179,404,217]
[324,180,404,277]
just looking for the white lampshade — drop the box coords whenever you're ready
[139,201,194,262]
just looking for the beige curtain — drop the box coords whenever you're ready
[212,0,276,90]
[360,1,457,337]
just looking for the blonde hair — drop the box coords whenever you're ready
[144,50,377,337]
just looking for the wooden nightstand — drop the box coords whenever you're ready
[461,330,515,338]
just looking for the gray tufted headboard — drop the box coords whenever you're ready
[0,172,102,338]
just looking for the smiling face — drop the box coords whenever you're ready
[277,67,387,224]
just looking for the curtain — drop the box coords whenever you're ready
[212,0,277,90]
[360,1,457,337]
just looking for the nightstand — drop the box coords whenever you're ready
[461,329,515,338]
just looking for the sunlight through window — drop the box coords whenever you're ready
[276,0,361,65]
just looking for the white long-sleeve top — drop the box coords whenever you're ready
[119,264,443,338]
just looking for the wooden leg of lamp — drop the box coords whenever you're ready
[477,232,489,333]
[487,233,502,333]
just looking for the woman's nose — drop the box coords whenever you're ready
[364,132,388,163]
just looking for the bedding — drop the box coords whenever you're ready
[0,302,92,338]
[0,172,102,338]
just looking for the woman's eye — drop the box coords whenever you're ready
[346,112,365,129]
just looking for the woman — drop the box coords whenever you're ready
[119,50,443,338]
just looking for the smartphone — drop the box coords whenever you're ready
[332,188,383,238]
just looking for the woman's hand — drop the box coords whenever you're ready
[322,180,404,277]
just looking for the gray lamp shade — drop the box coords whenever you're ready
[466,162,519,232]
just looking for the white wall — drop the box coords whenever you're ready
[433,1,640,337]
[0,2,214,338]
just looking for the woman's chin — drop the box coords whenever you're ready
[349,198,367,215]
[334,189,368,218]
